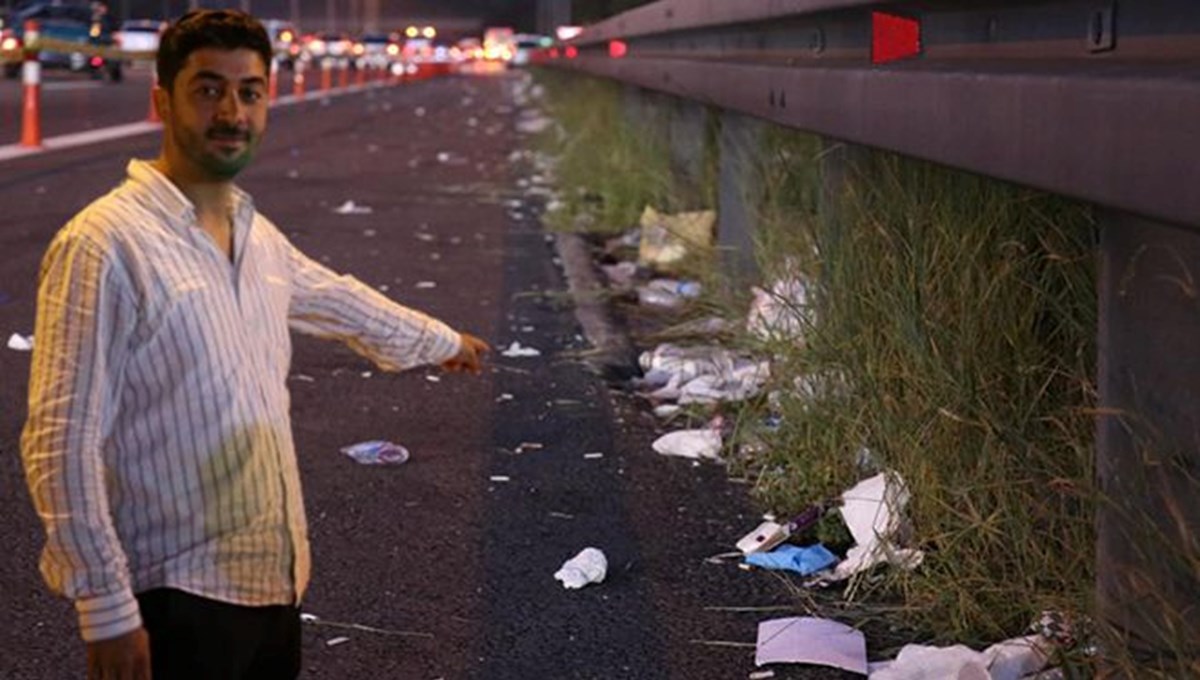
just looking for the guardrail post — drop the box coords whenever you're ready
[1096,210,1200,676]
[19,19,41,149]
[716,111,766,279]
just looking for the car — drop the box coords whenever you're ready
[260,18,300,68]
[303,32,351,62]
[511,33,549,66]
[115,18,163,66]
[357,32,399,69]
[3,1,122,81]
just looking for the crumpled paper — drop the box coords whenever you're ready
[554,547,608,589]
[652,429,722,460]
[825,472,924,582]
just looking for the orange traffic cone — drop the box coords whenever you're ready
[19,20,42,148]
[146,68,160,123]
[293,60,305,98]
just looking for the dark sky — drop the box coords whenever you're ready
[109,0,544,31]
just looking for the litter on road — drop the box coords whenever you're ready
[868,635,1052,680]
[500,341,541,358]
[744,544,838,576]
[754,617,868,675]
[554,547,608,589]
[652,429,722,460]
[637,206,716,269]
[489,475,511,482]
[415,281,438,289]
[332,200,373,215]
[340,440,411,465]
[325,637,351,647]
[583,452,604,459]
[825,472,925,582]
[7,333,33,351]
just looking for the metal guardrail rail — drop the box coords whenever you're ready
[556,0,1200,229]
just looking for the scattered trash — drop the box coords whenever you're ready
[333,200,373,215]
[653,404,682,418]
[736,502,831,555]
[637,278,702,308]
[362,228,377,237]
[325,637,351,647]
[868,635,1052,680]
[548,511,575,520]
[286,169,300,179]
[736,520,791,555]
[367,144,380,153]
[300,613,319,623]
[755,617,868,675]
[414,106,426,117]
[340,441,410,465]
[361,371,373,378]
[415,281,437,289]
[489,475,511,483]
[496,393,515,403]
[652,429,722,460]
[583,452,604,459]
[514,442,543,454]
[426,375,441,383]
[825,473,924,582]
[415,232,436,242]
[637,206,716,269]
[745,544,838,576]
[516,112,553,135]
[748,671,776,680]
[748,274,811,342]
[500,341,541,358]
[7,333,33,351]
[639,344,770,405]
[292,374,315,382]
[554,547,608,589]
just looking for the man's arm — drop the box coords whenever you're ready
[280,231,485,371]
[20,229,143,643]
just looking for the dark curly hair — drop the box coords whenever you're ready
[156,10,272,93]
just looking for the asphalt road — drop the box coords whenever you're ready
[0,64,154,144]
[0,69,856,679]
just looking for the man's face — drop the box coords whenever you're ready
[161,47,268,181]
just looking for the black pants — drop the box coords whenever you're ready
[136,588,301,680]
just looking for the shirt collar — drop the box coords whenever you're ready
[125,159,256,232]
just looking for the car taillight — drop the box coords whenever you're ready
[90,56,103,67]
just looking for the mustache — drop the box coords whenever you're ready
[206,126,251,140]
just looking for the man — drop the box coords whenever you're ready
[20,10,488,679]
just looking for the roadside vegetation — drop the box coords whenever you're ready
[530,68,1189,675]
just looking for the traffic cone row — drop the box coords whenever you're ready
[13,41,433,149]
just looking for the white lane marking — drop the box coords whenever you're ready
[43,81,103,92]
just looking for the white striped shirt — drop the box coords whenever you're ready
[21,160,462,642]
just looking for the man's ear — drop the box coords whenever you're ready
[152,85,170,122]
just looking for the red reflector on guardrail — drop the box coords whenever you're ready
[549,47,560,59]
[871,11,921,64]
[566,45,578,59]
[608,40,627,59]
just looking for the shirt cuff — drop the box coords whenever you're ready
[76,589,143,642]
[425,321,462,365]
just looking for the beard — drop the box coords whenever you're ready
[172,119,260,180]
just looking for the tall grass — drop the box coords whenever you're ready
[533,70,1116,662]
[740,132,1099,648]
[532,69,678,235]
